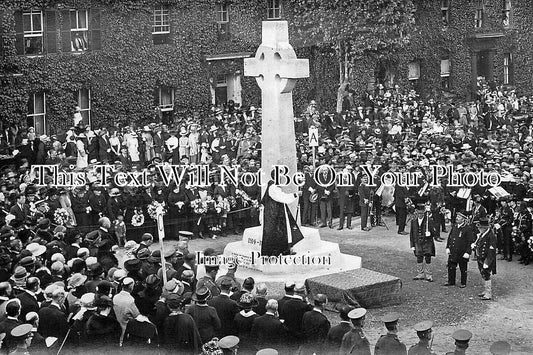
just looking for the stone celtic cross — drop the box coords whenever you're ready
[244,21,309,217]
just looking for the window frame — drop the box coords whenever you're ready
[503,53,512,85]
[70,9,89,52]
[158,86,175,112]
[22,9,44,55]
[440,58,451,91]
[503,0,512,28]
[152,5,170,35]
[441,0,450,26]
[27,92,47,135]
[78,88,91,127]
[475,0,484,28]
[408,61,420,81]
[267,0,282,20]
[217,3,229,23]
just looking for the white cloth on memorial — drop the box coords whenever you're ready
[263,184,298,243]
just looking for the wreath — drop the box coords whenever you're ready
[54,208,70,226]
[131,209,145,227]
[147,201,167,220]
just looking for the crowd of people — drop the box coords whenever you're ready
[0,78,531,353]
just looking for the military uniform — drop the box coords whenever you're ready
[408,342,436,355]
[374,333,407,355]
[339,327,371,355]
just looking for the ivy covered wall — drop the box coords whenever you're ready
[0,0,340,134]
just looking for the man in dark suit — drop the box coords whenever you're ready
[254,283,268,316]
[300,294,331,354]
[118,147,133,171]
[279,283,312,344]
[16,277,40,321]
[337,166,357,230]
[316,166,335,228]
[0,300,22,353]
[301,166,317,226]
[9,194,29,225]
[444,211,475,288]
[325,305,354,352]
[277,281,295,313]
[394,180,410,235]
[358,174,372,231]
[250,299,288,350]
[37,287,69,340]
[207,279,239,338]
[97,128,110,163]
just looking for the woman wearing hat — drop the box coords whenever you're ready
[142,126,155,163]
[76,133,88,169]
[185,287,221,344]
[178,126,190,161]
[125,129,140,165]
[233,293,259,352]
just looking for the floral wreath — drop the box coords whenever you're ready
[132,208,145,227]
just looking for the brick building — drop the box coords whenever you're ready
[0,0,532,135]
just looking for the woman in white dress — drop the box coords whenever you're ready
[142,126,155,162]
[76,133,88,169]
[59,189,77,227]
[126,131,140,163]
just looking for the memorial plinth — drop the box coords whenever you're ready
[305,268,403,310]
[222,228,362,282]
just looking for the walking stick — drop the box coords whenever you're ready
[56,328,71,355]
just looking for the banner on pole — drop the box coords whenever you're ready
[308,126,319,147]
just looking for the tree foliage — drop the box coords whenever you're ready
[288,0,416,70]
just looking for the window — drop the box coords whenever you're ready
[15,10,57,56]
[61,9,101,52]
[503,53,513,85]
[27,92,46,135]
[22,10,44,55]
[215,74,228,105]
[503,0,512,28]
[408,61,420,81]
[441,0,450,26]
[216,3,230,41]
[77,88,91,127]
[475,1,484,28]
[158,86,174,111]
[441,58,450,90]
[152,6,170,44]
[70,10,88,51]
[267,0,282,19]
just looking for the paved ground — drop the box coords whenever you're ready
[149,214,533,354]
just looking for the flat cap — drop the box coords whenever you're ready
[414,320,433,332]
[348,308,367,319]
[218,335,240,349]
[284,281,295,291]
[452,329,473,342]
[381,312,400,324]
[490,341,511,354]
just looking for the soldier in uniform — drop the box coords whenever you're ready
[444,211,475,288]
[410,202,438,282]
[374,312,406,355]
[473,217,497,300]
[339,308,371,355]
[445,329,472,355]
[9,324,33,355]
[408,320,436,355]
